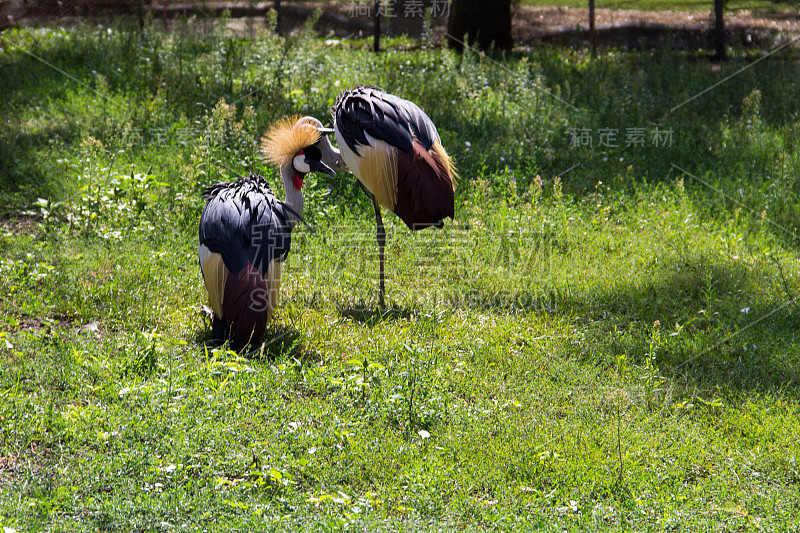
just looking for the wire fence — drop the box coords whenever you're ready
[2,0,798,53]
[0,0,446,33]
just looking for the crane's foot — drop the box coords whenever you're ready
[211,316,227,344]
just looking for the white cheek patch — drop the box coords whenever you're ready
[293,154,311,174]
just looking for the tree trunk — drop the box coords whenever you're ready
[136,0,144,29]
[274,0,282,35]
[447,0,512,51]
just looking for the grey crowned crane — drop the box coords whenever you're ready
[198,116,340,345]
[332,85,457,309]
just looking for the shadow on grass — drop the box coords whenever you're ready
[193,320,317,362]
[336,301,414,327]
[0,127,79,209]
[563,262,800,397]
[252,323,318,362]
[435,260,800,396]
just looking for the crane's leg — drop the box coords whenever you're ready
[372,196,386,311]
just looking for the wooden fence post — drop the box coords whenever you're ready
[714,0,726,60]
[374,0,381,52]
[589,0,596,57]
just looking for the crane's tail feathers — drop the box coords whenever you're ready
[222,262,269,344]
[357,140,399,210]
[392,139,455,229]
[203,259,282,346]
[431,142,457,187]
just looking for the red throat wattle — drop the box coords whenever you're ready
[293,149,304,190]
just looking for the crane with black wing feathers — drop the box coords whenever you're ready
[331,85,457,309]
[198,116,341,346]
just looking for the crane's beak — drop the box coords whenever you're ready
[307,158,336,176]
[316,132,348,173]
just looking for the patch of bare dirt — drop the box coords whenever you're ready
[0,213,42,235]
[514,7,800,49]
[0,441,59,484]
[16,316,103,336]
[515,6,800,37]
[0,455,18,484]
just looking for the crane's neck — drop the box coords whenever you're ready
[280,163,304,228]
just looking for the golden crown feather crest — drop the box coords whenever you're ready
[260,116,322,167]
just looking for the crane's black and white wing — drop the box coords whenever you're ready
[334,85,439,154]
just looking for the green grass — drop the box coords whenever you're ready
[1,19,800,532]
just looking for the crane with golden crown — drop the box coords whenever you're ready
[331,86,457,309]
[198,116,341,345]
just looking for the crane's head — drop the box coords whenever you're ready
[261,116,344,191]
[296,116,346,173]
